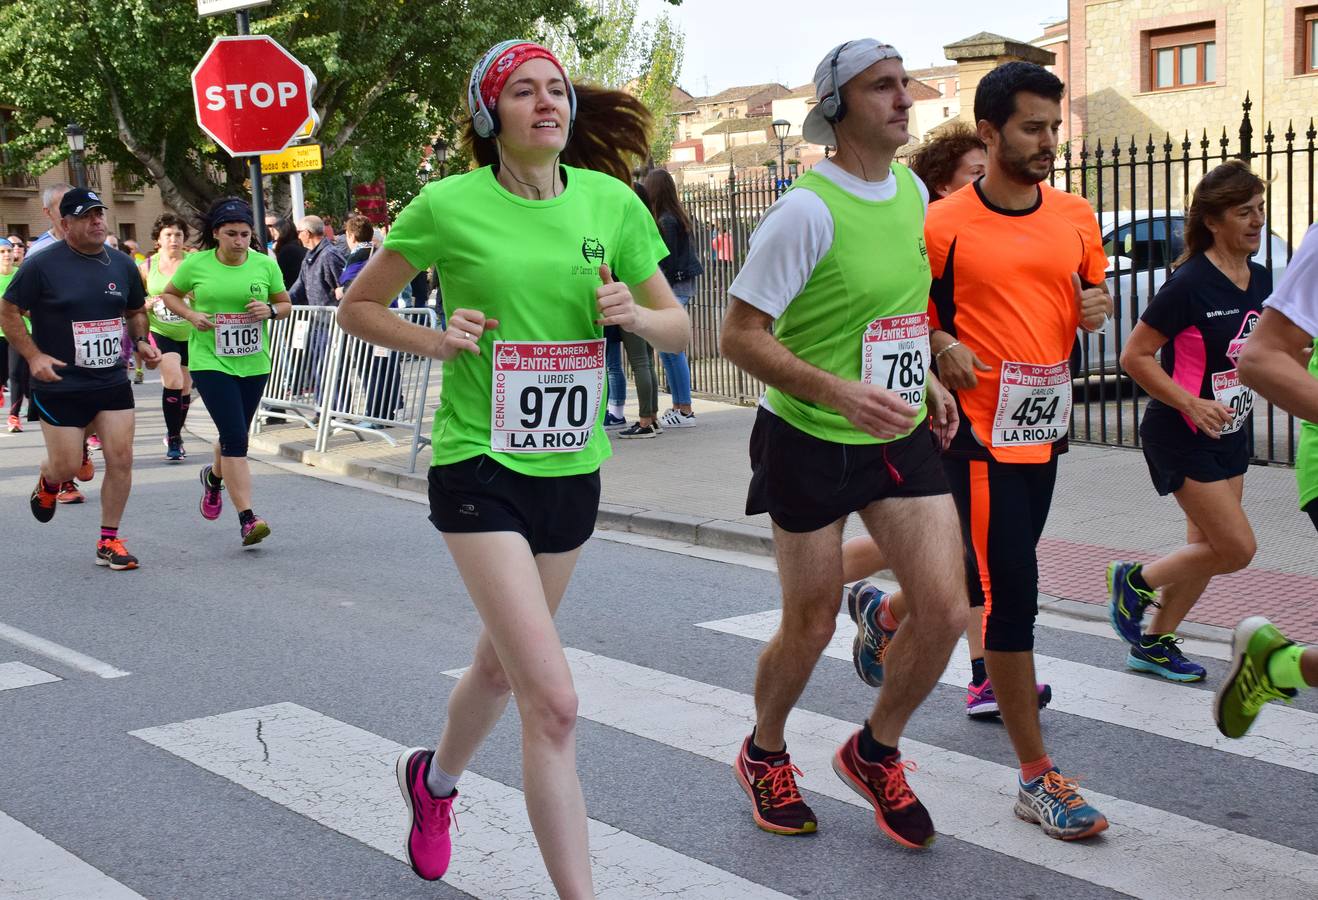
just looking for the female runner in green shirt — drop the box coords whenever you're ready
[139,213,194,461]
[160,198,290,546]
[339,40,689,897]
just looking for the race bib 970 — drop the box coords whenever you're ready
[73,318,123,368]
[860,313,929,409]
[214,313,262,357]
[992,360,1071,446]
[491,340,604,453]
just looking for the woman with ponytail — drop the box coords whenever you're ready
[338,40,689,896]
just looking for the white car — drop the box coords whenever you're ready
[1076,210,1289,377]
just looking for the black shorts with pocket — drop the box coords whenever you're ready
[153,333,190,366]
[428,455,601,554]
[1141,434,1249,496]
[745,407,949,533]
[32,382,134,429]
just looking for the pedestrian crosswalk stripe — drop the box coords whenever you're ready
[698,610,1318,776]
[0,660,61,692]
[485,648,1318,899]
[130,702,791,899]
[0,810,146,899]
[0,620,130,679]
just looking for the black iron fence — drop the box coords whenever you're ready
[676,97,1317,465]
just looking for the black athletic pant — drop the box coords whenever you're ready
[191,370,268,457]
[943,455,1058,653]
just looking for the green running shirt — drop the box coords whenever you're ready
[146,253,193,341]
[168,249,285,376]
[384,165,668,477]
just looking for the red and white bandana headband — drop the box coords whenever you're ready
[480,42,569,111]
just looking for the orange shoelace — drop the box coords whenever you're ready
[875,757,920,809]
[1040,771,1086,810]
[98,538,129,555]
[757,762,806,809]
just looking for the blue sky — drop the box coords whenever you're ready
[634,0,1068,94]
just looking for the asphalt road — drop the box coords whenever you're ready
[2,381,1316,899]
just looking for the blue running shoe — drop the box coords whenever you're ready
[1014,769,1108,841]
[1127,633,1206,682]
[846,580,895,687]
[1107,561,1157,645]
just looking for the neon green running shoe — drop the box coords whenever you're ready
[1214,616,1298,739]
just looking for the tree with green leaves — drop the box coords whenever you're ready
[0,0,595,220]
[539,0,685,163]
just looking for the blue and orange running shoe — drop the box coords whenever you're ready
[847,580,896,687]
[1014,768,1108,841]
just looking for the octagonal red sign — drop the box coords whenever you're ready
[192,35,317,157]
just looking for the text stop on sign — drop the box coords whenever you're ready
[204,81,301,111]
[191,34,318,157]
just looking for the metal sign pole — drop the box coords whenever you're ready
[236,9,267,251]
[290,172,306,221]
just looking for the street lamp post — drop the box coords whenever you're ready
[771,119,790,197]
[65,123,87,189]
[432,138,449,179]
[343,172,354,219]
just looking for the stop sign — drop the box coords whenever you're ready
[192,35,317,157]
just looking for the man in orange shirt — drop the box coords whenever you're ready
[926,62,1113,839]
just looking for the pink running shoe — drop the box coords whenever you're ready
[965,679,1053,720]
[87,434,102,451]
[199,465,224,520]
[240,516,270,547]
[396,748,457,881]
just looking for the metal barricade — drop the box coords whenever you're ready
[313,307,438,472]
[254,306,339,432]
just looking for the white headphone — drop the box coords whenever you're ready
[467,40,578,140]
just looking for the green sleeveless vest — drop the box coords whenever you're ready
[764,163,932,444]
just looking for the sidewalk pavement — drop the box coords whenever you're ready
[245,394,1318,643]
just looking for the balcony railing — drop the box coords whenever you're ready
[0,170,37,189]
[112,171,143,194]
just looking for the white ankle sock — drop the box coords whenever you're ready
[425,757,460,798]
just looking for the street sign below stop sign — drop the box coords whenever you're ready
[192,35,317,157]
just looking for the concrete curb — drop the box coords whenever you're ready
[246,431,1233,646]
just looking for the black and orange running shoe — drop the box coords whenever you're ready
[733,734,817,835]
[95,538,139,571]
[30,477,58,522]
[77,442,95,482]
[832,730,935,849]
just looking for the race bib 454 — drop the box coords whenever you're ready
[992,360,1071,446]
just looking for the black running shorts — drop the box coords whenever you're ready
[427,455,601,555]
[1141,435,1248,496]
[153,333,190,367]
[745,408,949,533]
[32,382,134,429]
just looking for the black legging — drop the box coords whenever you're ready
[191,370,269,457]
[7,340,33,420]
[1306,499,1318,534]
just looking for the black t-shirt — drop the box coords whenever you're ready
[1138,253,1270,447]
[2,241,145,393]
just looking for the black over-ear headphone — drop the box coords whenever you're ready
[817,41,851,125]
